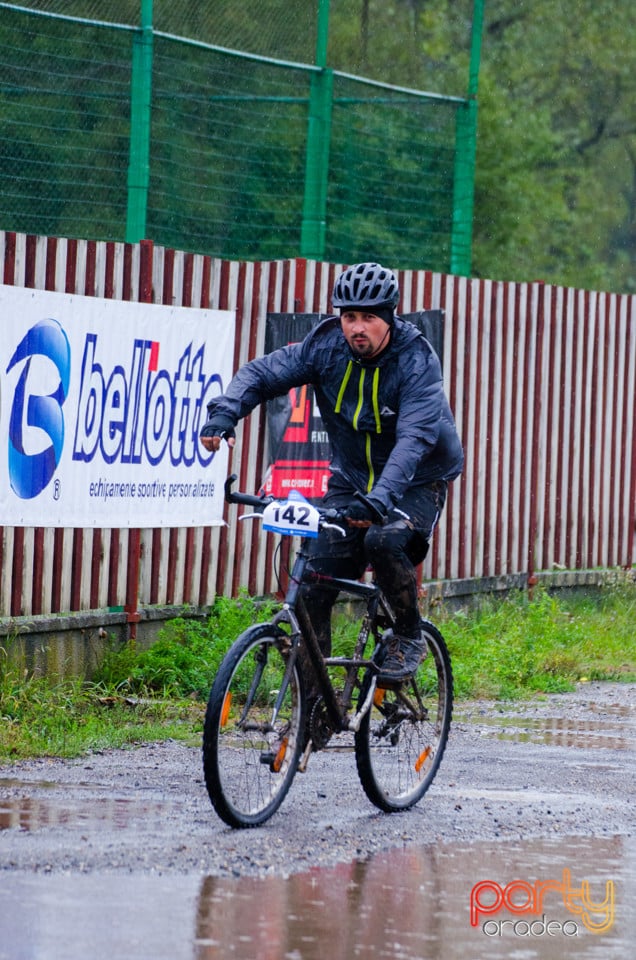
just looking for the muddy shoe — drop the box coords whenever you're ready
[375,630,427,684]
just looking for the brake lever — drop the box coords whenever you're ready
[320,521,347,537]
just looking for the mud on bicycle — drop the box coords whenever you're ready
[202,475,453,829]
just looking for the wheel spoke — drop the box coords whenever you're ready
[354,621,453,812]
[203,628,303,828]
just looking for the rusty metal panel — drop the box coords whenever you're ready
[1,229,635,621]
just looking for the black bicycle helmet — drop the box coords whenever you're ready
[332,262,400,311]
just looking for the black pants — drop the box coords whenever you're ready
[299,478,447,666]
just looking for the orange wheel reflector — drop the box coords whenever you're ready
[415,746,432,774]
[272,737,288,773]
[373,689,386,707]
[220,692,232,727]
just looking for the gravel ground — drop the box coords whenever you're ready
[0,681,633,877]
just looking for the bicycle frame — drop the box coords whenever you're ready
[271,539,397,738]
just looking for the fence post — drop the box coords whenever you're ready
[124,238,154,639]
[300,0,332,261]
[126,0,153,243]
[450,0,484,276]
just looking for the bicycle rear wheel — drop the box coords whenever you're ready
[203,624,304,828]
[354,620,453,812]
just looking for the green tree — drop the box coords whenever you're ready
[398,0,635,291]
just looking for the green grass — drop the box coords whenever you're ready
[439,578,636,699]
[0,591,275,761]
[1,581,634,761]
[0,675,203,759]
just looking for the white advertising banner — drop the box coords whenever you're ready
[0,285,235,527]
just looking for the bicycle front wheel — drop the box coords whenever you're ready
[354,620,453,813]
[202,624,305,828]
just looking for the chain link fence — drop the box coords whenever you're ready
[1,0,319,59]
[0,1,468,270]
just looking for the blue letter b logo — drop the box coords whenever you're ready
[6,318,71,500]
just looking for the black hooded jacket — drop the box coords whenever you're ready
[204,315,464,513]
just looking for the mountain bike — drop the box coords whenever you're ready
[202,474,453,829]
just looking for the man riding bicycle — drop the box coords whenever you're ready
[200,262,463,683]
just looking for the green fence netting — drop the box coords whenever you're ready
[326,73,457,268]
[0,7,132,240]
[0,2,465,270]
[149,38,311,261]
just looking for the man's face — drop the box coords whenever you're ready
[340,310,391,359]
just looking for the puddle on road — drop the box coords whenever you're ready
[0,835,632,960]
[467,716,631,751]
[0,790,177,833]
[455,702,635,752]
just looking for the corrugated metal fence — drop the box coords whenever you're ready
[1,230,635,623]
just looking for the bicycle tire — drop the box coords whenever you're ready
[202,623,305,828]
[354,620,453,813]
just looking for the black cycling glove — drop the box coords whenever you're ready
[344,495,386,525]
[199,415,236,442]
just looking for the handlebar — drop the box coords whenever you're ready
[224,473,348,535]
[224,473,274,510]
[224,474,405,530]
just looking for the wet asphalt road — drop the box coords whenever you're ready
[0,682,633,877]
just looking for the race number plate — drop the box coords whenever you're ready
[262,492,320,538]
